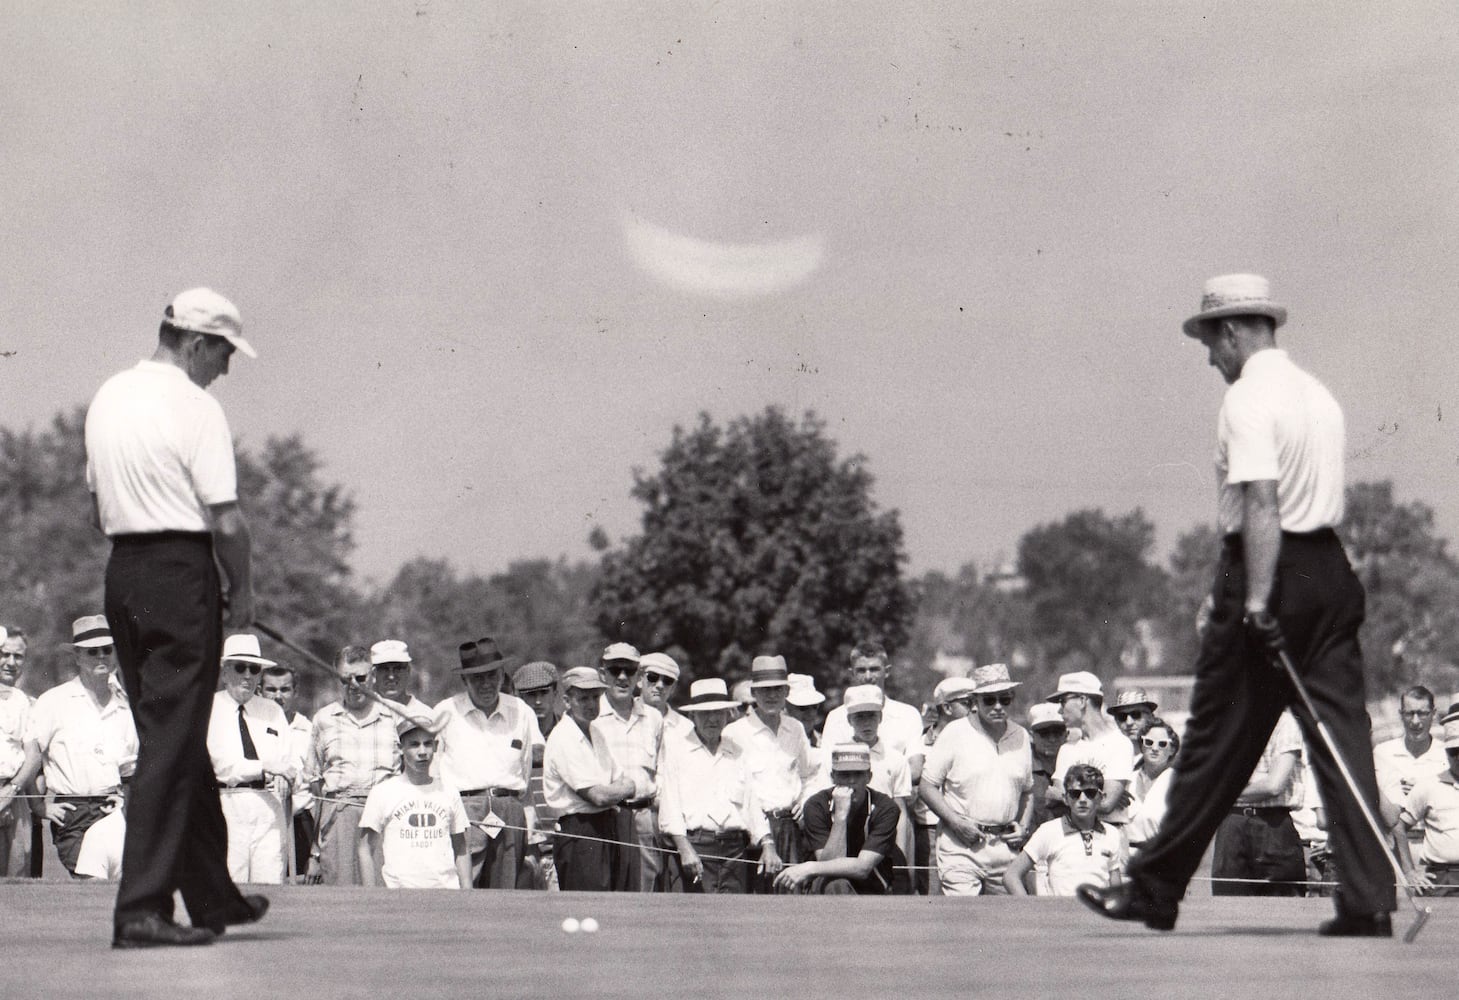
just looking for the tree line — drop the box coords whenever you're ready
[4,407,1455,711]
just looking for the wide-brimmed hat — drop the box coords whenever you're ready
[842,684,885,714]
[602,642,641,664]
[786,673,825,707]
[221,633,276,666]
[1182,273,1287,338]
[513,661,559,692]
[679,678,740,712]
[829,743,872,773]
[561,666,607,692]
[749,655,790,688]
[370,639,412,665]
[1109,688,1157,714]
[1027,704,1067,732]
[933,677,976,705]
[972,662,1020,694]
[164,287,257,358]
[71,615,113,649]
[1047,671,1103,702]
[456,636,519,675]
[638,652,680,682]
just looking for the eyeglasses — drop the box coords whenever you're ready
[1399,710,1435,718]
[644,673,675,687]
[980,694,1014,707]
[1142,738,1172,749]
[1067,787,1101,800]
[82,644,116,658]
[230,662,262,675]
[340,673,371,686]
[1033,726,1068,738]
[603,664,637,679]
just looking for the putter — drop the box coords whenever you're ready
[253,620,427,728]
[1274,647,1432,943]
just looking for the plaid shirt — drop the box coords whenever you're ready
[305,701,399,797]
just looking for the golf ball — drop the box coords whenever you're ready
[561,917,580,933]
[580,917,599,933]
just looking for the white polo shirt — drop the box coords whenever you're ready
[24,677,138,796]
[923,717,1033,863]
[1214,348,1346,535]
[1053,729,1136,824]
[85,360,237,534]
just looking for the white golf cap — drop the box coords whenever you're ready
[1048,671,1104,701]
[370,639,412,665]
[933,677,976,705]
[164,288,256,358]
[842,684,885,714]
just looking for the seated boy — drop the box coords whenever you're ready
[1004,764,1125,896]
[358,715,471,889]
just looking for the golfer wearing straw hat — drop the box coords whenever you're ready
[85,288,262,947]
[1080,274,1395,936]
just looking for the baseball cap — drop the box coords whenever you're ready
[164,288,256,358]
[638,652,681,681]
[1027,704,1066,731]
[933,677,976,705]
[561,666,608,692]
[602,642,641,664]
[829,743,872,772]
[395,713,442,739]
[842,684,885,714]
[1048,671,1103,702]
[370,639,412,665]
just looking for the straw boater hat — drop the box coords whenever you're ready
[71,615,113,649]
[1109,688,1157,715]
[370,639,411,665]
[679,678,740,712]
[456,636,519,675]
[828,743,872,773]
[971,663,1020,694]
[749,655,790,688]
[1047,671,1103,702]
[220,633,275,666]
[786,673,825,707]
[1182,273,1287,338]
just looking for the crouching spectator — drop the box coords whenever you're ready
[774,744,901,895]
[1005,764,1125,896]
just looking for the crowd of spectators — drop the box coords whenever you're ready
[3,619,1458,898]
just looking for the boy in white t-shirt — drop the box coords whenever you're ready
[1005,764,1126,896]
[358,716,470,890]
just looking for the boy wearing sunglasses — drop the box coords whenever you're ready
[1005,764,1125,895]
[207,633,294,885]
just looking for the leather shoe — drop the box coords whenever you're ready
[113,915,217,949]
[1318,911,1392,938]
[201,894,270,936]
[1076,882,1178,931]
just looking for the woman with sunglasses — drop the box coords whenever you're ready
[1126,721,1180,854]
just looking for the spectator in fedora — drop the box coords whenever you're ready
[725,655,817,891]
[434,636,540,889]
[1046,673,1134,827]
[1109,689,1158,757]
[785,673,826,747]
[207,634,293,885]
[919,663,1034,896]
[543,667,637,891]
[2,616,138,879]
[305,646,400,885]
[371,640,430,718]
[658,679,777,894]
[774,744,901,895]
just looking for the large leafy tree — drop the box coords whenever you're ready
[592,407,912,690]
[1017,508,1169,676]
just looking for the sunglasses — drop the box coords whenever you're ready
[231,662,262,675]
[1067,787,1102,800]
[1114,710,1150,722]
[340,673,371,686]
[980,694,1014,707]
[603,664,637,679]
[82,645,116,658]
[644,673,675,687]
[1034,726,1068,738]
[1142,737,1172,749]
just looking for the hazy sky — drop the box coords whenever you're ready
[5,3,1459,585]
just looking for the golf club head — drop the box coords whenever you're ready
[1402,906,1432,944]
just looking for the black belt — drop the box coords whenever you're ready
[976,822,1017,836]
[621,797,654,810]
[110,530,211,546]
[220,780,268,790]
[1231,806,1291,818]
[1425,862,1459,872]
[685,828,749,843]
[53,793,114,803]
[764,808,794,820]
[459,787,521,798]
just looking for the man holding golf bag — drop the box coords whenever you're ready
[1078,274,1399,937]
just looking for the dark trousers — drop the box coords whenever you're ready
[1128,530,1395,916]
[683,830,752,894]
[751,814,800,894]
[107,533,248,929]
[609,806,640,892]
[51,797,111,876]
[292,809,316,879]
[1211,809,1306,896]
[556,810,618,891]
[462,792,529,889]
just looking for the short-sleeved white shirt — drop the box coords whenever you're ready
[1239,711,1304,809]
[0,687,32,781]
[1053,730,1136,824]
[821,696,925,758]
[432,692,541,793]
[542,717,621,816]
[1021,817,1126,896]
[1399,770,1459,866]
[85,360,238,534]
[1373,736,1449,808]
[24,677,138,796]
[1214,349,1346,535]
[358,775,468,889]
